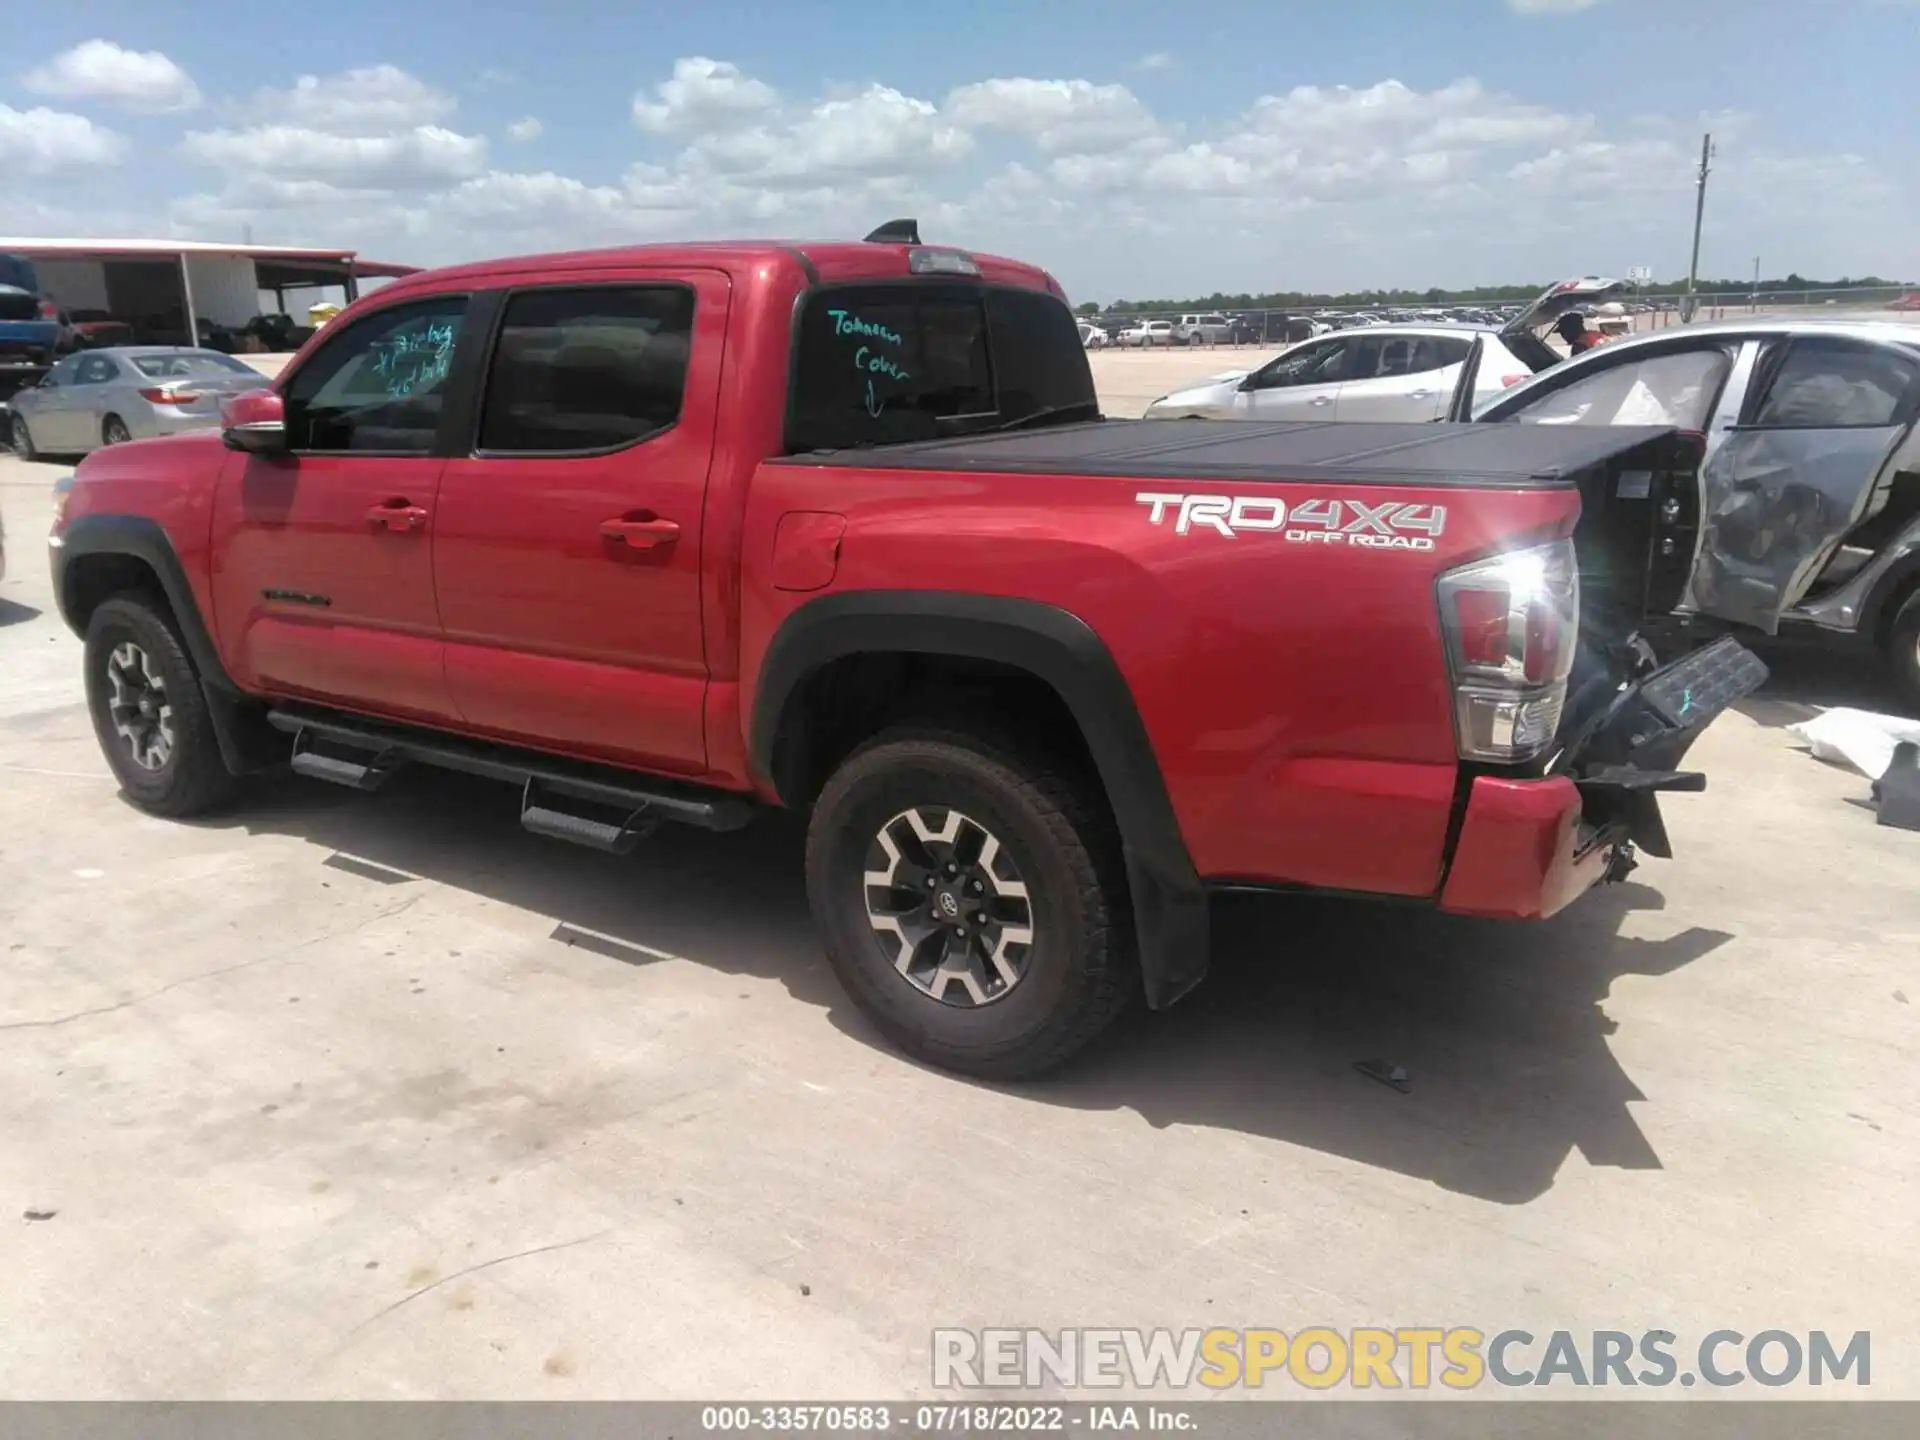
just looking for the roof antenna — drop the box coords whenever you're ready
[864,218,921,245]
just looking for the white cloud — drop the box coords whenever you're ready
[177,64,483,202]
[945,78,1161,153]
[45,52,1901,302]
[1130,52,1177,71]
[505,116,543,141]
[632,56,777,134]
[0,103,127,174]
[23,39,201,113]
[182,122,487,187]
[694,84,971,183]
[243,63,456,134]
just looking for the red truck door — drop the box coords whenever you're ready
[432,271,727,774]
[208,293,472,721]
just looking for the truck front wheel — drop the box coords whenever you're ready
[806,727,1136,1079]
[83,595,237,817]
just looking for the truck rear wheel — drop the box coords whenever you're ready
[806,727,1136,1079]
[84,595,237,817]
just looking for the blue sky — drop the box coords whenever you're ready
[5,0,1916,300]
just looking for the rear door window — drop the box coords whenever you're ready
[786,283,1093,451]
[1499,347,1734,429]
[477,285,695,454]
[1746,339,1919,429]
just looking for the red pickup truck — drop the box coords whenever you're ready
[49,224,1767,1077]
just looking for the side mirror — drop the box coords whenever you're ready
[222,389,287,454]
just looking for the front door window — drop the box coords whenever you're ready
[282,297,470,454]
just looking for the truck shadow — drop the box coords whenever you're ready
[194,764,1730,1207]
[1028,883,1731,1205]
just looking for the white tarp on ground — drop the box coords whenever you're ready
[1786,708,1920,781]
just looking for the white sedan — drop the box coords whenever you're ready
[1119,320,1175,348]
[1143,325,1535,423]
[1078,321,1109,349]
[1143,277,1625,423]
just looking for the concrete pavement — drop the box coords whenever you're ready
[2,398,1918,1401]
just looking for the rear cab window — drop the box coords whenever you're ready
[785,282,1095,452]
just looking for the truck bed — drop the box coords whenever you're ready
[776,418,1680,489]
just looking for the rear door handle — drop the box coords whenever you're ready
[599,516,681,549]
[1309,395,1333,407]
[367,501,428,531]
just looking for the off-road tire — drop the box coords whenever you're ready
[84,594,237,817]
[12,413,38,461]
[806,726,1136,1079]
[1887,588,1920,711]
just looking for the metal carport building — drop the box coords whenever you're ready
[0,238,420,345]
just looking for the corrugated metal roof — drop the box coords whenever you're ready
[0,238,419,276]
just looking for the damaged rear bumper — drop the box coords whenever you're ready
[1439,775,1625,921]
[1439,635,1770,922]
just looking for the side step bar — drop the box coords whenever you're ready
[266,707,755,844]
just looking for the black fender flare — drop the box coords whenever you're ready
[54,513,270,775]
[751,591,1210,1009]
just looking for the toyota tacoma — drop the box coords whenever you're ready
[48,223,1767,1077]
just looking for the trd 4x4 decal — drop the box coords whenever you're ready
[1135,493,1447,551]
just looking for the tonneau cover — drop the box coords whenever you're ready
[775,418,1680,489]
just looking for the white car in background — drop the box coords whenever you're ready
[1172,313,1231,346]
[1143,277,1625,423]
[1078,321,1109,349]
[1119,319,1174,347]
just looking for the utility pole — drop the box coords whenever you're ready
[1752,254,1760,313]
[1683,132,1713,323]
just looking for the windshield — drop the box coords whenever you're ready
[786,282,1097,451]
[131,352,262,379]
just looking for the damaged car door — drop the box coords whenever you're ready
[1690,336,1920,633]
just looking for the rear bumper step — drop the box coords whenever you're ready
[266,707,756,841]
[1555,634,1769,857]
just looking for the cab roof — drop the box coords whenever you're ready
[374,238,1062,298]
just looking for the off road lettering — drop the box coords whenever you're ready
[1137,493,1445,551]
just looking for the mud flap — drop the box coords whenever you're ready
[1554,636,1769,857]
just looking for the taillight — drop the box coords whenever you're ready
[38,299,58,319]
[139,387,200,405]
[1500,373,1530,387]
[1436,539,1580,764]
